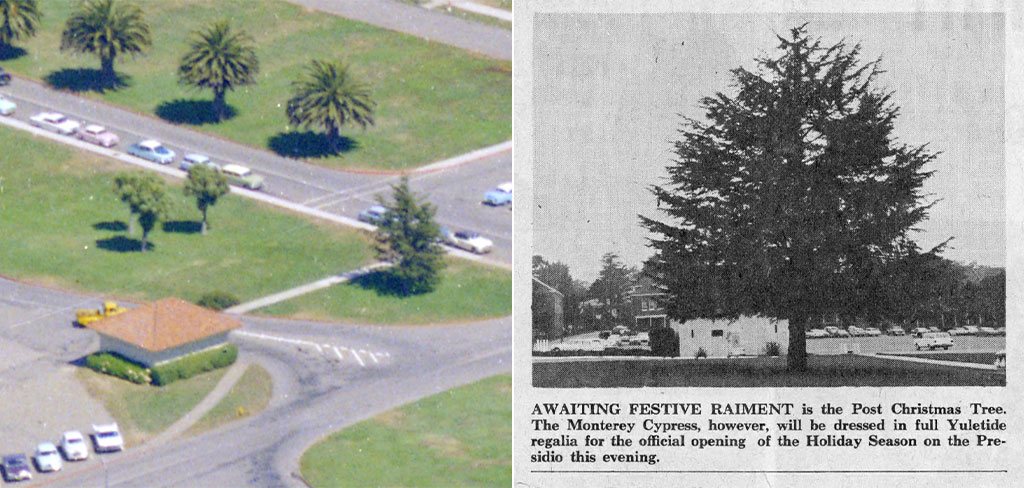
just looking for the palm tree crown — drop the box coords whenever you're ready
[0,0,41,48]
[178,20,259,121]
[286,59,375,152]
[60,0,151,80]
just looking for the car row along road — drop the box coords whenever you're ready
[0,76,513,265]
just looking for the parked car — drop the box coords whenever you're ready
[823,326,839,337]
[995,327,1006,336]
[443,229,493,254]
[1,454,31,482]
[963,326,980,335]
[92,423,124,453]
[914,331,953,350]
[835,328,851,337]
[34,443,62,472]
[948,327,968,336]
[357,205,389,225]
[848,326,866,337]
[179,153,221,172]
[978,327,998,336]
[221,163,264,190]
[30,112,80,135]
[0,67,10,86]
[864,327,882,336]
[927,326,941,333]
[995,350,1006,369]
[483,182,513,206]
[77,124,120,147]
[910,327,930,337]
[806,328,827,338]
[0,94,16,115]
[549,338,605,353]
[60,430,89,461]
[127,139,175,164]
[886,326,906,336]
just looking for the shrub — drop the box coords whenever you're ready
[695,347,708,359]
[764,341,782,357]
[649,327,680,357]
[151,344,238,386]
[85,353,151,384]
[196,291,241,311]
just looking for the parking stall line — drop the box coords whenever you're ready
[333,346,345,362]
[368,352,378,364]
[350,349,365,367]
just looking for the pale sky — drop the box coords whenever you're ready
[532,12,1005,283]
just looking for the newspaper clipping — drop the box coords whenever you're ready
[514,1,1021,486]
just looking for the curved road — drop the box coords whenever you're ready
[0,277,510,488]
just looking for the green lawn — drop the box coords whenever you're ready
[301,374,511,487]
[3,0,511,171]
[533,355,1006,387]
[258,258,512,324]
[77,367,227,446]
[0,127,511,323]
[186,363,273,436]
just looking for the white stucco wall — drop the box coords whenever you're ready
[99,332,231,367]
[670,316,789,358]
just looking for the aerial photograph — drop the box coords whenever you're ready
[0,0,511,486]
[531,12,1005,388]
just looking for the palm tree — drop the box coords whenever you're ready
[60,0,151,82]
[178,20,259,122]
[0,0,41,52]
[286,60,375,153]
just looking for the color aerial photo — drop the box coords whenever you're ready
[531,12,1005,388]
[0,0,511,486]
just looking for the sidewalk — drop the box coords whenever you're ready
[148,360,251,446]
[224,262,393,314]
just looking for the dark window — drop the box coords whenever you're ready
[711,329,724,337]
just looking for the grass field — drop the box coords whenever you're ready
[300,374,511,487]
[259,258,512,324]
[3,0,511,171]
[0,127,511,323]
[77,367,227,446]
[185,364,273,436]
[533,355,1006,387]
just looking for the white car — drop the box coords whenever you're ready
[34,442,62,472]
[92,423,124,453]
[0,94,15,115]
[914,332,953,351]
[806,328,828,338]
[848,326,865,336]
[60,430,89,461]
[948,327,967,336]
[78,124,120,147]
[127,139,175,164]
[864,327,882,336]
[444,230,493,254]
[30,112,80,135]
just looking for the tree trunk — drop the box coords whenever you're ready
[140,229,148,252]
[327,123,340,153]
[201,208,208,235]
[101,55,115,83]
[787,313,808,371]
[213,89,226,122]
[127,210,135,234]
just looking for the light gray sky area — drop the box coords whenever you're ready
[532,12,1005,283]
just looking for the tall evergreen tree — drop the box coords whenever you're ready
[373,176,446,296]
[640,25,940,370]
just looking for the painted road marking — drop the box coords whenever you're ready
[234,331,387,367]
[368,352,378,363]
[333,346,345,361]
[350,349,365,367]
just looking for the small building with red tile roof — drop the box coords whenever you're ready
[84,297,241,367]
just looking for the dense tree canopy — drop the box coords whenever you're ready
[640,25,940,370]
[373,176,445,296]
[183,165,229,235]
[0,0,41,49]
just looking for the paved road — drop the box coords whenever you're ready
[286,0,512,60]
[0,277,511,488]
[1,77,512,263]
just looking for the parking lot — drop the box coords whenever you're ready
[0,280,119,482]
[806,334,1005,355]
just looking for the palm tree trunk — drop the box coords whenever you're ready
[101,55,115,82]
[213,88,226,122]
[327,123,340,153]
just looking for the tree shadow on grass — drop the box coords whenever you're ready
[350,270,419,298]
[95,236,149,253]
[155,99,238,125]
[0,45,26,61]
[267,131,357,159]
[45,68,130,93]
[92,221,127,232]
[162,220,202,234]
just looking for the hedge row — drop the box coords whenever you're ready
[85,352,151,384]
[151,344,238,386]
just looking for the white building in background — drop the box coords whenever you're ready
[670,316,789,358]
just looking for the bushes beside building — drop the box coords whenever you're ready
[151,344,238,386]
[83,344,237,386]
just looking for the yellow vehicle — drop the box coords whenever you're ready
[75,301,127,326]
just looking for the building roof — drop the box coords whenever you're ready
[630,275,665,296]
[85,297,241,352]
